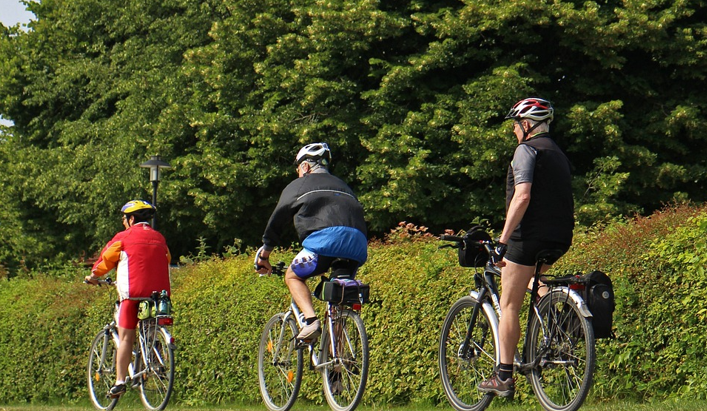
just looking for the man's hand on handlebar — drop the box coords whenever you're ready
[491,243,507,267]
[254,245,273,275]
[255,259,272,275]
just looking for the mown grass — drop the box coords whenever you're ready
[3,399,707,411]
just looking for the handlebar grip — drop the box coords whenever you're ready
[440,234,464,242]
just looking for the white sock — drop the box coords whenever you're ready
[115,380,125,385]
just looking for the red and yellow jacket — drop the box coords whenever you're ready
[92,223,171,300]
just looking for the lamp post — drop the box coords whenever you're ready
[139,155,171,228]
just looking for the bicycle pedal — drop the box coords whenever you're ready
[295,338,317,349]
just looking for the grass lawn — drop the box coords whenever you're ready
[3,399,707,411]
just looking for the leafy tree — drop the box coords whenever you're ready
[1,0,707,271]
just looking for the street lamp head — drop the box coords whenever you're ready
[139,155,172,182]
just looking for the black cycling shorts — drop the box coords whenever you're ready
[505,239,570,267]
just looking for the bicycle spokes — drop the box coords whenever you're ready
[258,314,303,411]
[439,296,496,411]
[527,294,595,411]
[321,309,369,411]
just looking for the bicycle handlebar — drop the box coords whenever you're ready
[84,277,114,286]
[259,261,287,277]
[439,234,496,252]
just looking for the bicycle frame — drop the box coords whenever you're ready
[463,254,591,372]
[131,318,175,382]
[275,297,344,371]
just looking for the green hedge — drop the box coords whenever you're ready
[2,204,707,406]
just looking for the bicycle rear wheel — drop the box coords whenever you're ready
[439,295,497,411]
[88,329,119,410]
[258,313,303,411]
[320,308,369,411]
[526,290,595,411]
[139,325,175,411]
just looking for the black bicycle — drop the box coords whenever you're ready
[438,230,595,411]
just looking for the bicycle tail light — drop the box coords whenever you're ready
[569,283,585,291]
[158,317,174,326]
[352,303,362,311]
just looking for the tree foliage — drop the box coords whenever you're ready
[1,0,707,271]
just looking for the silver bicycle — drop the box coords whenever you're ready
[86,278,176,411]
[257,262,369,411]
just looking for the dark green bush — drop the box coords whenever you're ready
[2,205,707,405]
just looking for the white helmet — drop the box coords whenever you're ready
[295,143,331,166]
[505,98,554,124]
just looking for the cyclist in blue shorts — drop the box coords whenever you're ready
[255,143,368,340]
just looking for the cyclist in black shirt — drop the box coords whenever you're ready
[478,98,574,398]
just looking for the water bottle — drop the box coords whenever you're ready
[158,290,170,315]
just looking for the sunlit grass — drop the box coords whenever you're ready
[4,400,707,411]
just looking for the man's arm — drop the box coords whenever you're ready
[499,182,531,245]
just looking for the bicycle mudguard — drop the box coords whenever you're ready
[549,287,593,318]
[469,290,501,365]
[159,327,176,350]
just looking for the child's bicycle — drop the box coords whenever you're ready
[86,278,176,411]
[257,261,369,411]
[438,230,595,411]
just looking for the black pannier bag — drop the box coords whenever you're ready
[581,270,615,339]
[321,278,370,305]
[458,226,492,267]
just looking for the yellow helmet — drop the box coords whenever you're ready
[120,200,156,215]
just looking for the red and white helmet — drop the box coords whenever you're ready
[505,98,554,124]
[295,142,331,166]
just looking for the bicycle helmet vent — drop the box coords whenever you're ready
[505,98,554,124]
[295,143,331,166]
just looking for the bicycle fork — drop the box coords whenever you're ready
[99,326,119,376]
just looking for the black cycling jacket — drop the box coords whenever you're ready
[262,172,367,250]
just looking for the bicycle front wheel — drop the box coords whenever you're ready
[319,309,369,411]
[439,295,498,411]
[88,329,119,411]
[258,313,303,411]
[526,290,595,411]
[139,326,175,411]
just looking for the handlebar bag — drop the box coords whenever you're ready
[458,226,491,267]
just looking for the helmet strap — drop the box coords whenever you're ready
[521,120,544,142]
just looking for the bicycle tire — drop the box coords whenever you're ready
[439,295,498,411]
[139,325,175,411]
[258,313,303,411]
[319,309,369,411]
[87,329,120,411]
[526,290,595,411]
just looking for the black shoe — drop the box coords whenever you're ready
[107,383,126,398]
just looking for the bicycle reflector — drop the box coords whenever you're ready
[352,303,362,311]
[569,283,586,291]
[158,317,174,326]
